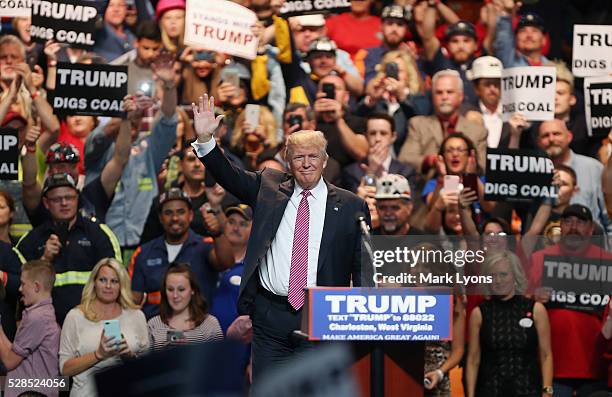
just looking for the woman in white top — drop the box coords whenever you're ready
[148,262,222,350]
[59,258,149,397]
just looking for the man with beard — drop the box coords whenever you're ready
[357,5,411,85]
[398,69,487,175]
[129,187,234,319]
[416,3,479,105]
[493,5,548,68]
[373,174,423,236]
[536,119,611,233]
[529,204,611,397]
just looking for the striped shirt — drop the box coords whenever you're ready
[147,315,223,350]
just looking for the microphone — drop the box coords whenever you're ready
[355,212,371,238]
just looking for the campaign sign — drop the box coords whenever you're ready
[541,255,612,313]
[0,0,31,17]
[184,0,258,60]
[584,76,612,137]
[501,66,556,121]
[572,25,612,77]
[484,148,556,202]
[307,288,453,341]
[0,129,19,181]
[54,63,127,117]
[30,0,98,48]
[280,0,351,17]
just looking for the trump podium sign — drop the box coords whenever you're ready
[303,288,453,341]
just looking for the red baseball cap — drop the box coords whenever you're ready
[155,0,185,20]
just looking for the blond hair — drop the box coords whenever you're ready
[284,130,328,161]
[79,258,138,321]
[160,9,185,53]
[231,105,278,151]
[378,50,424,94]
[22,260,55,291]
[484,251,528,295]
[553,60,574,92]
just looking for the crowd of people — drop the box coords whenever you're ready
[0,0,611,395]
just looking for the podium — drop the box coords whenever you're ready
[299,287,454,397]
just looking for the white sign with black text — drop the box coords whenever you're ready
[572,24,612,77]
[0,0,31,17]
[501,66,556,122]
[184,0,258,60]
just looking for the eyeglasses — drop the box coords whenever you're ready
[46,194,78,204]
[485,232,507,236]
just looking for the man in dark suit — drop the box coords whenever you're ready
[190,94,371,381]
[343,113,417,194]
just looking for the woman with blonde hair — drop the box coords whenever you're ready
[59,258,149,397]
[359,50,428,152]
[156,0,186,54]
[466,251,553,397]
[230,105,278,170]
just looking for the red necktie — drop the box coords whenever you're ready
[288,190,310,310]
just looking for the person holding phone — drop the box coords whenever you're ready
[16,174,122,325]
[360,50,427,152]
[229,105,278,170]
[148,263,222,350]
[59,258,149,397]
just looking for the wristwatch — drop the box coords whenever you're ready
[542,386,553,395]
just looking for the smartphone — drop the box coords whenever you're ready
[193,50,216,62]
[385,62,399,80]
[103,319,122,341]
[222,69,240,89]
[363,174,376,187]
[244,104,260,133]
[462,174,478,193]
[137,80,155,97]
[322,83,335,100]
[288,114,303,129]
[52,221,70,248]
[443,175,461,193]
[167,329,185,343]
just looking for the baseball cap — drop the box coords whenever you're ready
[293,14,325,27]
[155,0,185,20]
[466,56,503,80]
[445,21,476,40]
[159,187,192,209]
[42,173,78,197]
[375,174,411,200]
[381,5,410,23]
[516,12,546,34]
[307,37,337,56]
[224,204,253,221]
[561,204,592,222]
[46,142,80,164]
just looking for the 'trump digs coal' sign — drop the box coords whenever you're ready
[484,148,556,202]
[31,0,98,48]
[280,0,351,17]
[584,76,612,137]
[501,66,556,121]
[54,63,127,117]
[0,129,19,181]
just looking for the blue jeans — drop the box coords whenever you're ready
[554,379,609,397]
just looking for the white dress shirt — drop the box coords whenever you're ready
[480,101,503,148]
[192,139,328,296]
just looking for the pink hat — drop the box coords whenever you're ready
[155,0,186,20]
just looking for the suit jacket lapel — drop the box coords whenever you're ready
[317,183,341,272]
[269,178,294,238]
